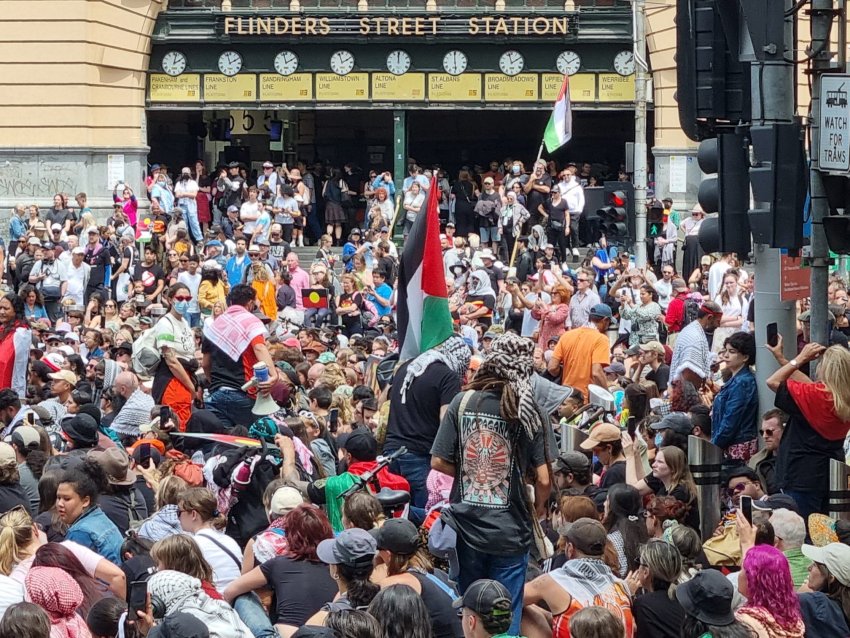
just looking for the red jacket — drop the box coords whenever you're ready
[348,461,411,493]
[665,292,689,333]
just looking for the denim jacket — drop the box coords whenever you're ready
[65,506,123,564]
[711,367,759,450]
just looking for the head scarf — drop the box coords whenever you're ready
[102,358,120,389]
[467,269,496,300]
[25,566,91,638]
[478,332,544,439]
[400,335,471,404]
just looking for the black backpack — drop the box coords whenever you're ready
[681,297,701,329]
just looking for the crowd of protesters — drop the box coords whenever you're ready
[0,155,848,638]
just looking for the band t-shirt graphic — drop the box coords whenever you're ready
[431,390,547,554]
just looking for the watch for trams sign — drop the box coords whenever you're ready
[220,14,578,38]
[819,74,850,174]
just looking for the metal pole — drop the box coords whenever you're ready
[633,0,649,267]
[751,0,799,412]
[810,0,835,353]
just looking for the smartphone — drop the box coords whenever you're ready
[766,322,778,348]
[138,442,151,469]
[328,408,339,434]
[26,411,35,427]
[127,580,148,620]
[740,495,753,524]
[627,416,637,439]
[159,406,170,427]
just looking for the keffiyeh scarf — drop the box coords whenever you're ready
[400,335,471,404]
[25,566,91,638]
[478,332,544,439]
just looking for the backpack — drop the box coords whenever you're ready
[681,297,701,329]
[131,327,161,376]
[356,293,379,328]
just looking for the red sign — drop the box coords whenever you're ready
[780,255,811,301]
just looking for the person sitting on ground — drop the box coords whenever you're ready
[452,579,517,638]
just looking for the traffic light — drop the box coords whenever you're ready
[596,182,635,244]
[647,203,664,239]
[747,122,807,251]
[696,132,751,255]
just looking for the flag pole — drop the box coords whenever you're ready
[535,138,546,163]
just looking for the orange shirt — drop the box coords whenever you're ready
[552,327,610,399]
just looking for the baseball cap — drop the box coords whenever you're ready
[752,493,799,513]
[565,517,607,556]
[87,227,99,234]
[28,237,42,246]
[72,247,85,255]
[580,422,622,450]
[589,304,613,319]
[51,223,62,231]
[11,426,41,450]
[317,352,336,365]
[639,341,665,356]
[227,205,239,213]
[798,309,837,323]
[0,442,16,465]
[317,528,377,566]
[63,333,80,343]
[49,370,78,386]
[650,412,693,435]
[263,161,274,168]
[269,486,304,516]
[452,579,512,619]
[603,362,625,375]
[256,238,270,246]
[350,228,362,235]
[676,570,736,626]
[205,240,223,248]
[338,429,378,462]
[802,543,850,586]
[554,451,592,475]
[370,518,420,554]
[380,226,389,233]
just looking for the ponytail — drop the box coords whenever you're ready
[337,561,380,609]
[0,508,34,576]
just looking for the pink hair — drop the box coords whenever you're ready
[742,545,802,629]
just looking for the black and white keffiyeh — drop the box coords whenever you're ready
[479,332,544,439]
[400,335,471,404]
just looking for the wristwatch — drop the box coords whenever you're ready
[789,358,799,368]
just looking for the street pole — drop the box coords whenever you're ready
[751,0,799,411]
[633,0,649,267]
[809,0,836,352]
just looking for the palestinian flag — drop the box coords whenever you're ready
[543,74,572,153]
[397,176,454,361]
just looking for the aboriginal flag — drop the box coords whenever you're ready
[302,289,329,309]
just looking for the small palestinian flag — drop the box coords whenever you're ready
[543,73,573,153]
[302,288,329,309]
[397,176,454,361]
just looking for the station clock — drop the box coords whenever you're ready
[556,51,581,76]
[161,51,187,77]
[386,50,411,76]
[614,50,636,76]
[499,50,525,77]
[218,51,243,76]
[442,50,468,76]
[330,50,355,76]
[274,51,299,76]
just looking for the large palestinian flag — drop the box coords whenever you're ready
[397,176,454,361]
[543,74,572,153]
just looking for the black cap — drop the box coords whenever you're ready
[675,570,736,626]
[60,414,99,448]
[554,451,591,475]
[752,493,799,513]
[370,518,420,554]
[650,412,693,435]
[452,579,513,619]
[338,429,378,462]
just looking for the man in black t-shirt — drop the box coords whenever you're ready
[479,250,505,294]
[632,340,670,392]
[133,245,165,302]
[385,335,470,518]
[523,160,552,226]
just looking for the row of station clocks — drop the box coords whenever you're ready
[160,49,637,78]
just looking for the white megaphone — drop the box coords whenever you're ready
[240,362,281,416]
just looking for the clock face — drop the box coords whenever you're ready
[218,51,243,76]
[330,50,355,76]
[442,50,468,76]
[162,51,187,77]
[557,50,581,76]
[614,50,636,76]
[387,50,411,76]
[274,51,298,76]
[499,50,524,77]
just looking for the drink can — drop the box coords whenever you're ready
[253,362,269,383]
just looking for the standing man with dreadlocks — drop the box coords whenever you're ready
[431,333,551,637]
[385,334,471,522]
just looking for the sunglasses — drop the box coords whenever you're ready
[727,481,753,494]
[760,428,777,435]
[173,296,192,302]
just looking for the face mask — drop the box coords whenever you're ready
[173,300,190,316]
[512,166,520,174]
[654,433,665,448]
